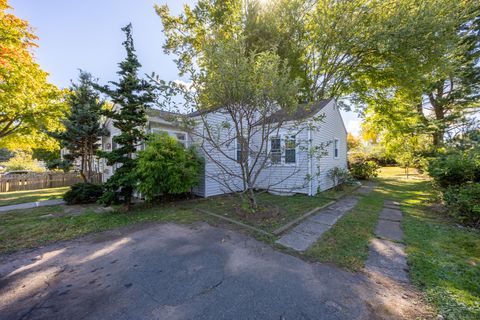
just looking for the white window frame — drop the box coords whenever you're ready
[334,138,339,159]
[235,136,254,165]
[268,134,297,166]
[284,135,297,165]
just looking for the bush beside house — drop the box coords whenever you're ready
[135,133,203,202]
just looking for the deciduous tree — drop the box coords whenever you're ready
[0,0,65,150]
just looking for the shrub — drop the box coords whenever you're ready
[1,152,45,172]
[135,133,203,201]
[327,167,355,189]
[350,161,379,180]
[443,183,480,228]
[64,183,104,204]
[428,151,480,188]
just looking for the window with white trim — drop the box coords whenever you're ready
[334,138,339,158]
[270,137,282,164]
[285,136,296,164]
[269,135,296,165]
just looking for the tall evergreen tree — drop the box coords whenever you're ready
[97,24,154,209]
[50,71,107,182]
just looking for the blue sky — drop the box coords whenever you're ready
[10,0,361,134]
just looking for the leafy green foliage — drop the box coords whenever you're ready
[0,152,44,172]
[50,71,107,181]
[0,148,13,162]
[63,183,104,205]
[327,167,354,190]
[356,0,479,149]
[135,133,202,201]
[443,183,480,228]
[428,150,480,188]
[428,147,480,227]
[349,161,379,180]
[97,24,154,209]
[0,0,66,151]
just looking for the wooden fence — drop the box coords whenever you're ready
[0,172,102,192]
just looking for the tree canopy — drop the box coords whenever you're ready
[158,0,479,152]
[50,71,108,181]
[0,0,65,151]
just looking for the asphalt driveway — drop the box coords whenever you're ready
[0,222,430,320]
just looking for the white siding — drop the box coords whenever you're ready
[190,112,244,197]
[100,100,348,198]
[311,100,348,193]
[254,124,311,195]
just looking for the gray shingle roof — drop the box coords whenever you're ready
[146,99,332,122]
[262,99,332,123]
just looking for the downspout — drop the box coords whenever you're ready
[307,125,313,196]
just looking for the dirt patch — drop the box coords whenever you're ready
[364,271,435,319]
[235,204,281,221]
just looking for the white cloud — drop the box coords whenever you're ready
[347,120,361,136]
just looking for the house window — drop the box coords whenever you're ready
[270,137,281,164]
[175,132,187,147]
[236,138,242,163]
[285,136,296,164]
[334,139,339,158]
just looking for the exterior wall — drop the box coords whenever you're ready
[99,100,348,198]
[99,118,121,182]
[189,112,244,197]
[311,100,348,193]
[254,123,311,195]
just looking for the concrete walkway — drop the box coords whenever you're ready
[276,196,358,251]
[365,200,409,283]
[0,199,65,213]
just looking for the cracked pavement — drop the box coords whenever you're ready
[0,222,431,320]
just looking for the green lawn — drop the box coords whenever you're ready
[381,168,480,320]
[0,187,69,207]
[0,200,203,253]
[0,189,338,254]
[305,167,480,319]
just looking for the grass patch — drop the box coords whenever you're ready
[304,189,383,271]
[307,166,480,319]
[320,183,360,200]
[0,200,202,254]
[378,169,480,320]
[0,189,342,254]
[0,187,69,206]
[195,192,332,233]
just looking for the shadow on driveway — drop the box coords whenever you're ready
[0,222,431,320]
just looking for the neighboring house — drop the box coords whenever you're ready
[99,98,347,197]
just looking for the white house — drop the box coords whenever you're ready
[100,98,347,197]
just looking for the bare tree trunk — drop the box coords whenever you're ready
[247,188,258,212]
[80,153,87,183]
